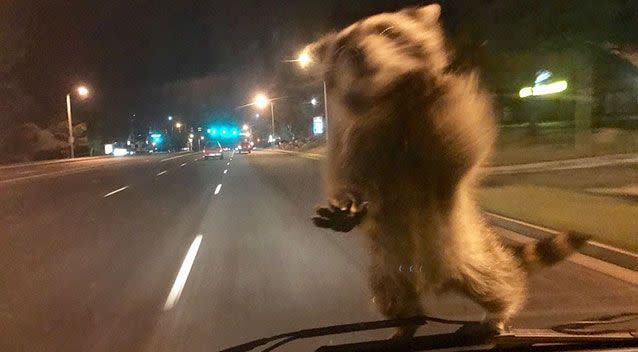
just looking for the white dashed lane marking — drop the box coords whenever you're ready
[163,234,203,310]
[103,186,130,198]
[156,170,167,176]
[223,169,227,174]
[214,184,222,195]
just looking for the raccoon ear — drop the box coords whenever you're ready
[305,33,334,64]
[410,3,441,24]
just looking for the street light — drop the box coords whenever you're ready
[297,49,312,68]
[297,50,329,140]
[175,122,182,132]
[65,85,90,159]
[310,97,318,106]
[254,93,275,136]
[254,93,269,109]
[168,116,173,121]
[77,86,89,97]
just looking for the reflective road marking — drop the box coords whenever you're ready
[163,235,203,310]
[103,186,129,198]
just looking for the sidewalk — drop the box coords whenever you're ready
[0,155,109,170]
[478,185,638,253]
[273,148,638,174]
[273,148,638,258]
[489,153,638,175]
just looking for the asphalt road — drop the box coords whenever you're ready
[1,150,636,351]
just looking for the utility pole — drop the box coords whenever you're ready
[270,102,275,137]
[65,94,75,158]
[323,80,329,141]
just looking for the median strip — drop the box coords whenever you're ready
[103,186,130,198]
[163,234,203,311]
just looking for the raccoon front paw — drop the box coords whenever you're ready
[312,193,368,233]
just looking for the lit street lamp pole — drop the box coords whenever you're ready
[297,49,329,140]
[65,86,89,159]
[254,93,275,138]
[322,79,329,141]
[65,94,74,158]
[270,101,275,137]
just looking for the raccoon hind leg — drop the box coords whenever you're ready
[369,247,425,340]
[452,252,526,333]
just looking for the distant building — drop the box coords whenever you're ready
[487,44,638,130]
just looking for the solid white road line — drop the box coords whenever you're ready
[163,234,203,310]
[156,170,167,176]
[223,169,228,174]
[214,184,222,195]
[103,186,130,198]
[180,162,188,167]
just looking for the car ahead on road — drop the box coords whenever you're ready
[236,140,253,154]
[202,141,224,160]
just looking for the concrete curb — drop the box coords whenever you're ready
[485,212,637,271]
[272,149,638,174]
[274,148,637,271]
[270,149,323,160]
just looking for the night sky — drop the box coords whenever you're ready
[2,0,430,139]
[2,0,635,140]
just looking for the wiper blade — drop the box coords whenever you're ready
[552,312,638,335]
[220,313,638,352]
[318,327,638,352]
[219,315,473,352]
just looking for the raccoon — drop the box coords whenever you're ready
[307,4,587,338]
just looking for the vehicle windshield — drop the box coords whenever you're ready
[204,141,221,149]
[0,1,636,351]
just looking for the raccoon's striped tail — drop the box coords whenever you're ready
[512,232,589,273]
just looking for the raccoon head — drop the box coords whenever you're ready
[302,4,448,116]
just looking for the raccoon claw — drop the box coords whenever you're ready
[312,197,368,233]
[312,216,334,229]
[329,192,367,213]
